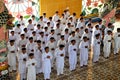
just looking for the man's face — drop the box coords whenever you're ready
[22,50,26,53]
[29,39,33,43]
[21,35,25,39]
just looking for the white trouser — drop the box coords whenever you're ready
[80,60,88,67]
[57,67,63,75]
[20,73,26,80]
[93,55,99,62]
[44,73,50,80]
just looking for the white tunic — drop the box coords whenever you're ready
[114,32,120,53]
[79,41,89,62]
[26,58,37,80]
[103,34,112,57]
[68,44,77,66]
[18,53,28,74]
[42,52,52,73]
[55,48,65,69]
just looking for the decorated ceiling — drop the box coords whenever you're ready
[4,0,40,18]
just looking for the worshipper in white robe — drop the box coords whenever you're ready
[44,27,49,43]
[104,23,113,35]
[103,30,112,58]
[52,11,60,22]
[81,28,90,45]
[37,32,46,48]
[48,29,57,41]
[18,16,25,26]
[31,15,37,26]
[36,24,42,36]
[14,24,22,35]
[49,17,54,28]
[92,25,101,45]
[55,45,65,76]
[46,22,53,33]
[93,34,101,62]
[114,28,120,54]
[63,29,69,54]
[18,34,28,50]
[43,13,48,24]
[34,40,43,74]
[87,23,93,44]
[31,31,37,42]
[57,35,66,47]
[75,28,81,48]
[9,31,17,41]
[23,28,30,39]
[60,14,66,24]
[76,17,85,29]
[26,37,36,54]
[67,17,75,27]
[27,19,34,36]
[72,13,77,25]
[7,40,17,72]
[26,53,37,80]
[63,23,72,34]
[46,37,57,68]
[18,48,28,80]
[38,16,45,28]
[42,47,52,80]
[68,40,77,71]
[55,23,61,40]
[79,36,89,67]
[68,31,77,44]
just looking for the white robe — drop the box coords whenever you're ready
[68,44,77,70]
[103,34,112,58]
[18,38,28,50]
[114,32,120,54]
[93,38,101,62]
[57,39,66,47]
[26,58,37,80]
[55,48,65,75]
[26,42,36,54]
[7,44,17,71]
[79,41,89,66]
[34,45,43,73]
[52,14,60,22]
[42,52,52,74]
[18,53,28,80]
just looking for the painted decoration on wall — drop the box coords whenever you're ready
[4,0,40,18]
[82,0,104,18]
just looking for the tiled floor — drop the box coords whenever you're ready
[7,50,120,80]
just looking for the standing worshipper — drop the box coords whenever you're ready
[26,37,36,54]
[26,53,37,80]
[27,19,34,35]
[68,40,77,71]
[93,34,101,62]
[18,48,28,80]
[38,16,45,29]
[46,37,57,68]
[52,11,60,23]
[55,45,65,76]
[57,35,66,47]
[34,40,43,74]
[18,34,28,50]
[43,13,48,24]
[103,30,112,58]
[42,47,52,80]
[7,40,17,72]
[79,36,89,67]
[114,28,120,55]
